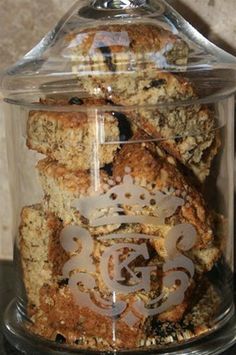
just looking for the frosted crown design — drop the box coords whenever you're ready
[60,167,197,325]
[72,167,185,226]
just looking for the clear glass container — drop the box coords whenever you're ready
[2,0,236,354]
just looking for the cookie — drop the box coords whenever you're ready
[37,158,120,235]
[28,279,220,350]
[67,23,189,73]
[19,204,67,309]
[28,283,149,350]
[113,136,214,246]
[135,105,220,183]
[80,70,219,182]
[27,98,120,171]
[112,135,221,272]
[80,70,195,104]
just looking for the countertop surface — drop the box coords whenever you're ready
[1,260,236,355]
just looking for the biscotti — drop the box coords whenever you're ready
[67,23,189,73]
[20,205,221,350]
[36,144,220,275]
[19,204,67,310]
[27,98,120,171]
[112,136,221,271]
[79,70,219,182]
[19,207,194,342]
[113,135,214,248]
[80,71,195,104]
[28,279,220,350]
[36,157,120,235]
[135,105,220,183]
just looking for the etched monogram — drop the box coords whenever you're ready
[100,242,156,294]
[60,168,197,325]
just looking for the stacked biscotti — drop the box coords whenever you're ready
[19,23,224,350]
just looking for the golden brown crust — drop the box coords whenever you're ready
[29,284,148,349]
[37,158,92,195]
[28,280,220,350]
[69,24,185,56]
[158,301,189,323]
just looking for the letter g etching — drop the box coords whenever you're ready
[60,168,197,322]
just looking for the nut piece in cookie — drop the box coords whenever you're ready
[27,98,120,171]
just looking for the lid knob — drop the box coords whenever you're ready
[91,0,146,9]
[80,0,164,19]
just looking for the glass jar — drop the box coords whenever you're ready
[2,0,236,354]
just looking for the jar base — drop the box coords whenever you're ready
[3,298,236,355]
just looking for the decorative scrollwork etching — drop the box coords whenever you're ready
[60,168,197,322]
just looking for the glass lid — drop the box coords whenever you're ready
[1,0,236,106]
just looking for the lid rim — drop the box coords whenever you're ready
[3,88,236,110]
[1,0,236,94]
